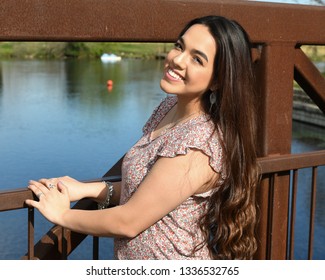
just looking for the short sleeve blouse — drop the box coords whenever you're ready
[114,95,225,259]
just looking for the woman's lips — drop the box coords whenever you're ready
[165,67,185,81]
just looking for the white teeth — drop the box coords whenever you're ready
[167,68,183,80]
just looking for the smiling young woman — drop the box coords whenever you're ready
[25,15,258,260]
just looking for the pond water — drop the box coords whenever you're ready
[0,59,324,259]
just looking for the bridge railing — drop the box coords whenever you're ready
[1,151,324,259]
[0,0,324,259]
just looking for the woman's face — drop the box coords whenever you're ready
[160,24,217,99]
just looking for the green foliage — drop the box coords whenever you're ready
[0,42,14,57]
[0,42,66,59]
[0,42,172,59]
[63,42,89,58]
[302,45,325,62]
[84,42,172,59]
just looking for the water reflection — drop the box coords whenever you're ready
[0,59,166,190]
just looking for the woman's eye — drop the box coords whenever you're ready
[193,56,203,65]
[174,42,182,50]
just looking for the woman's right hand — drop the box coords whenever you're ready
[38,176,87,202]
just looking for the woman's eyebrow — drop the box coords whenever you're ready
[179,37,209,63]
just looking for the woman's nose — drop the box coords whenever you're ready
[172,52,187,69]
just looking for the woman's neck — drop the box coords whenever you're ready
[174,95,203,119]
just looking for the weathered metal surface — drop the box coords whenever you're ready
[258,150,325,173]
[288,169,298,259]
[27,208,35,260]
[0,188,34,211]
[0,0,324,44]
[254,42,295,259]
[255,43,296,156]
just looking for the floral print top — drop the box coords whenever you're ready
[114,95,224,260]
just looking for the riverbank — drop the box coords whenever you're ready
[293,89,325,128]
[0,42,324,61]
[0,42,172,59]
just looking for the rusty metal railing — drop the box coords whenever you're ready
[257,151,325,260]
[0,175,122,260]
[0,0,324,260]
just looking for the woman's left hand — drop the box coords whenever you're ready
[25,180,70,225]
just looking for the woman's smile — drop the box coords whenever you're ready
[165,67,185,82]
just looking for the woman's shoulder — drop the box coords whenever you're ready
[159,116,225,176]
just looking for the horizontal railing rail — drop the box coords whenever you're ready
[1,0,324,45]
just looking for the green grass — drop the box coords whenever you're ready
[84,42,172,59]
[0,42,173,59]
[0,42,323,62]
[0,42,15,57]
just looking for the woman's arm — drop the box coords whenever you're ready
[26,149,218,238]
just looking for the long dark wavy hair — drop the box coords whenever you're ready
[179,16,259,259]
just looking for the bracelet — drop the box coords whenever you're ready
[98,181,114,210]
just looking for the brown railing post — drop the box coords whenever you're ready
[61,227,67,260]
[255,41,296,259]
[27,207,35,260]
[288,169,299,260]
[93,236,99,260]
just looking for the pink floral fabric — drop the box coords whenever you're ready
[114,95,224,259]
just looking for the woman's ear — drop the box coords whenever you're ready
[209,83,218,92]
[208,75,219,91]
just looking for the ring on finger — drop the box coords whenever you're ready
[48,183,56,189]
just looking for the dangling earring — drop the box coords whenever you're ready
[209,91,217,112]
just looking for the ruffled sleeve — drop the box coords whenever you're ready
[156,116,225,196]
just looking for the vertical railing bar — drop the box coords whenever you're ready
[285,170,291,260]
[93,236,99,260]
[62,227,67,260]
[288,169,298,260]
[266,173,275,259]
[27,207,35,260]
[308,166,317,260]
